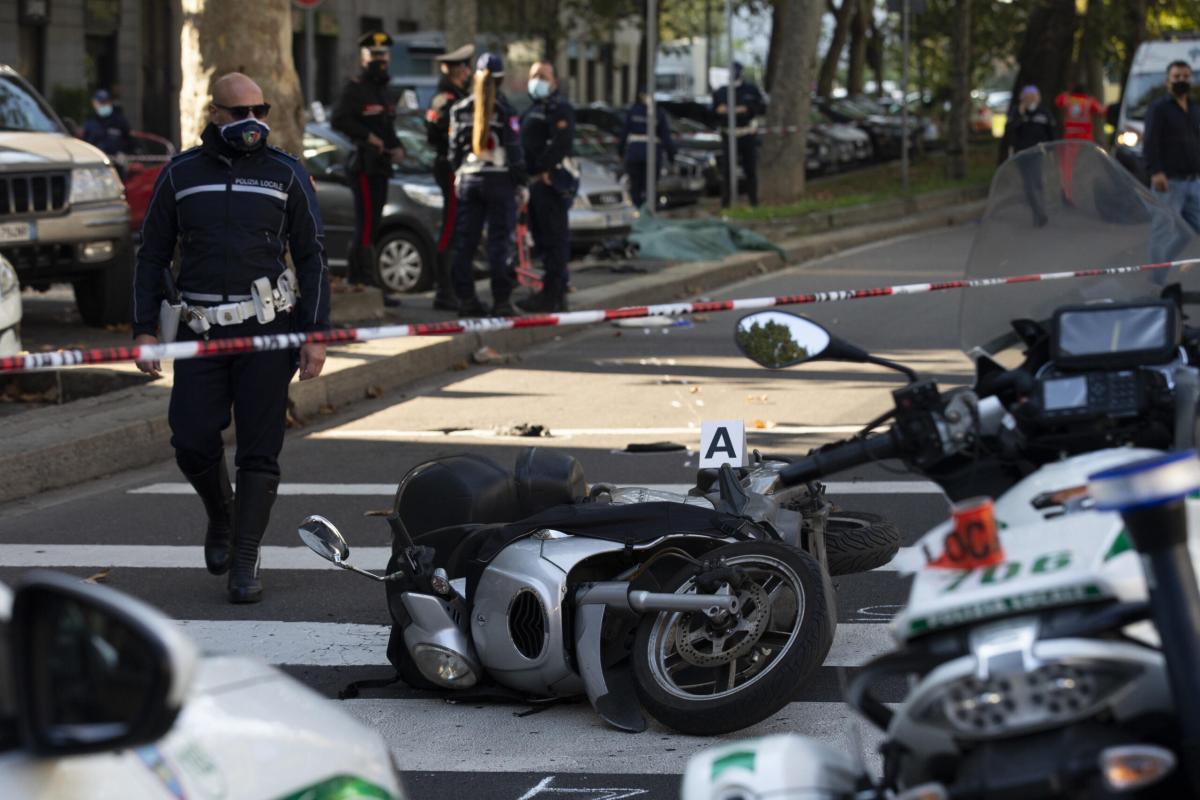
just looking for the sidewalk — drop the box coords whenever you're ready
[0,193,985,504]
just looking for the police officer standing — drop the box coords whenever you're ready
[132,73,330,604]
[332,31,405,287]
[711,62,766,207]
[619,87,676,210]
[81,89,132,167]
[425,44,474,311]
[448,53,526,317]
[517,60,575,313]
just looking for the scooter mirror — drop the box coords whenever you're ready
[735,311,832,369]
[298,515,351,564]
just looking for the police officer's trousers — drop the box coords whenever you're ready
[433,160,457,303]
[625,159,648,209]
[350,170,389,286]
[451,172,516,303]
[169,314,298,478]
[529,181,570,295]
[720,135,759,207]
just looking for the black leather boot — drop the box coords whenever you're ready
[183,458,235,575]
[432,252,458,310]
[516,290,567,314]
[227,470,278,604]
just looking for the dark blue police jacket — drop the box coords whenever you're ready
[520,91,575,177]
[132,124,331,336]
[619,102,676,164]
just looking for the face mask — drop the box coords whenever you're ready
[96,104,113,118]
[1172,80,1192,98]
[366,60,389,84]
[528,78,551,100]
[219,117,270,152]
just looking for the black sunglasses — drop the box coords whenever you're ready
[213,102,271,120]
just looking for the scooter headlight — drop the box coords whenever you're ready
[412,643,478,688]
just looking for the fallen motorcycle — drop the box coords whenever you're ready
[299,458,836,735]
[682,142,1200,799]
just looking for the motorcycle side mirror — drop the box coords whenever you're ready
[734,310,918,381]
[735,311,833,369]
[298,515,388,582]
[298,515,351,564]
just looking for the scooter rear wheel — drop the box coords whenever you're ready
[825,511,902,576]
[631,541,833,735]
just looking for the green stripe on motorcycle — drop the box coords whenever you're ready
[1104,530,1132,562]
[275,775,394,800]
[712,750,757,779]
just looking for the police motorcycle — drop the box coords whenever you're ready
[680,142,1200,799]
[297,440,851,736]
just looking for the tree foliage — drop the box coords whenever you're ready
[737,319,811,367]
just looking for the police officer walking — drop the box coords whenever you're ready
[425,44,474,311]
[332,31,405,287]
[711,62,766,207]
[1002,85,1056,227]
[517,60,575,313]
[448,53,526,317]
[619,87,676,210]
[132,72,330,604]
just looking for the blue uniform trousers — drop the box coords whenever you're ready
[529,181,570,295]
[625,159,648,209]
[169,314,298,477]
[451,172,516,302]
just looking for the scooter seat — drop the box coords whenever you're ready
[393,448,587,538]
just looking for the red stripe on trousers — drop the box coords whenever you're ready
[359,172,373,246]
[438,176,457,253]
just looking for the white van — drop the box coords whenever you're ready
[1112,36,1200,183]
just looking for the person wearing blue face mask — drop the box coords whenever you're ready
[131,72,331,605]
[81,89,132,168]
[517,60,576,313]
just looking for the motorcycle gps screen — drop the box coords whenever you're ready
[1052,302,1178,369]
[1043,375,1089,411]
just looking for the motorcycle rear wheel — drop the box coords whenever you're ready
[631,541,832,735]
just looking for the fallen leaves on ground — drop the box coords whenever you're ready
[85,569,111,584]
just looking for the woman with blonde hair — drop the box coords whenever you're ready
[447,52,527,317]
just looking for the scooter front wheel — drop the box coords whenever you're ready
[631,541,833,735]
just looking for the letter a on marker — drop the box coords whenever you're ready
[700,420,747,468]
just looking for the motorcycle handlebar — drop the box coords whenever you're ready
[778,429,901,486]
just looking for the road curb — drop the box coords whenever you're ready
[0,198,984,504]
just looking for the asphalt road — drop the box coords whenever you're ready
[0,222,979,799]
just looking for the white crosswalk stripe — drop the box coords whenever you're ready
[128,480,944,496]
[0,543,922,572]
[175,620,895,668]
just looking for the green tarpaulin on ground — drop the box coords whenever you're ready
[628,213,784,261]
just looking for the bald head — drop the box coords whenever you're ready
[209,73,266,126]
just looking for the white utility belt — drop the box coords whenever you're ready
[626,134,661,144]
[159,273,297,342]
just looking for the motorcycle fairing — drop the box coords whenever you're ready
[893,448,1200,643]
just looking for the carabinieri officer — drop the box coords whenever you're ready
[132,72,331,605]
[425,43,474,311]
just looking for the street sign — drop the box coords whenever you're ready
[293,0,323,9]
[700,420,747,469]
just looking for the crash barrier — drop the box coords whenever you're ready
[2,258,1195,374]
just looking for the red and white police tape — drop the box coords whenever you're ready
[2,258,1195,374]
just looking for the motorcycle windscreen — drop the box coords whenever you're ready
[958,141,1200,358]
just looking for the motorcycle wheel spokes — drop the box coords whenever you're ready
[648,555,805,700]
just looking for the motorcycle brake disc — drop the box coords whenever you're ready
[675,581,771,667]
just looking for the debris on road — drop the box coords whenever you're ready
[624,441,686,453]
[495,422,550,437]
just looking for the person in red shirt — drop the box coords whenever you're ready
[1055,84,1104,203]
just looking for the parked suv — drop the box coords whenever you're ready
[0,65,133,326]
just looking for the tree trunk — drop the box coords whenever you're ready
[1008,0,1078,117]
[945,0,971,180]
[1117,0,1148,105]
[846,0,870,95]
[760,0,823,204]
[764,0,787,93]
[817,0,857,97]
[444,0,479,57]
[1076,0,1105,141]
[179,0,303,154]
[866,16,885,96]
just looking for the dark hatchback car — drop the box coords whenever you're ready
[302,122,444,293]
